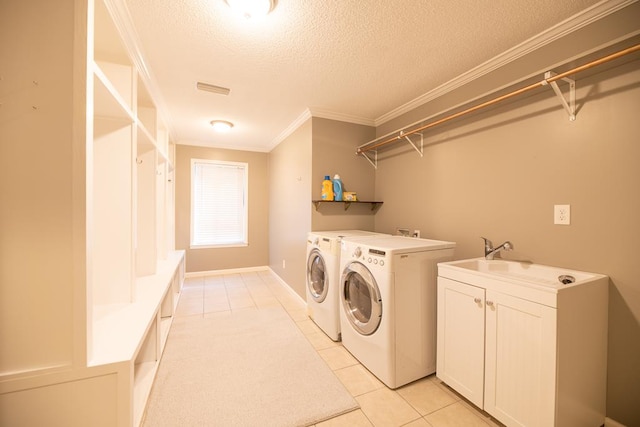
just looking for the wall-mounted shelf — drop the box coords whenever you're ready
[312,200,383,211]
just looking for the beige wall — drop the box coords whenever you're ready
[267,117,376,299]
[311,117,377,231]
[268,120,312,298]
[373,59,640,425]
[175,145,269,272]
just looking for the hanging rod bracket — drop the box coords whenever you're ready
[358,149,378,169]
[543,71,576,121]
[400,131,423,157]
[354,45,638,155]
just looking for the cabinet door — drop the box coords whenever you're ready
[436,277,485,408]
[484,290,557,427]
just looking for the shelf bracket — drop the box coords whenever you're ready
[360,149,378,169]
[543,71,576,121]
[312,200,383,212]
[400,131,423,157]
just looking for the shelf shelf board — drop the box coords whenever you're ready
[136,121,157,154]
[89,251,185,367]
[93,63,135,121]
[312,200,383,211]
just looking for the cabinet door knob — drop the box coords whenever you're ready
[474,297,482,304]
[486,300,495,307]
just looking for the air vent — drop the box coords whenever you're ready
[196,82,231,95]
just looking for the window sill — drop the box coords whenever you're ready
[190,242,248,249]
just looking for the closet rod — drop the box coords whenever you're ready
[357,43,640,154]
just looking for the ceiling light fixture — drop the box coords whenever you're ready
[225,0,276,19]
[210,120,234,132]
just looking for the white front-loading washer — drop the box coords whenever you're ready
[306,230,387,341]
[339,235,455,388]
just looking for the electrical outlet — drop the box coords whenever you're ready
[554,204,571,225]
[282,259,286,269]
[413,230,421,238]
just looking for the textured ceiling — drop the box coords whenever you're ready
[124,0,603,151]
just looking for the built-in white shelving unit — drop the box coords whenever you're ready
[0,1,184,426]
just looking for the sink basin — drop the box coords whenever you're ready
[440,258,601,288]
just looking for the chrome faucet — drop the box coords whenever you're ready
[481,237,514,260]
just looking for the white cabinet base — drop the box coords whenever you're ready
[436,278,485,408]
[437,262,608,427]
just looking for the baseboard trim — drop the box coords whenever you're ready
[605,417,627,427]
[183,266,306,306]
[268,268,307,306]
[185,265,270,277]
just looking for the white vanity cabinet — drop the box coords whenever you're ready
[436,259,608,427]
[483,288,557,426]
[436,278,486,408]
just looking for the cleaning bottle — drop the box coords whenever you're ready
[332,174,344,201]
[321,176,334,200]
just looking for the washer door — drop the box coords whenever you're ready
[341,261,382,335]
[307,249,328,302]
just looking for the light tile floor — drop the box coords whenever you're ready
[172,270,505,427]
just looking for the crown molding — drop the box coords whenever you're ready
[307,108,376,127]
[103,0,635,151]
[375,0,636,126]
[267,109,313,151]
[268,107,376,151]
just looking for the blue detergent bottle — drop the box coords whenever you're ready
[332,174,344,201]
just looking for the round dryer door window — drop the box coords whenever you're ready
[307,249,328,302]
[341,261,382,335]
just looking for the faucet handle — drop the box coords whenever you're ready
[480,237,493,250]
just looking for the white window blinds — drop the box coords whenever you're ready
[191,159,248,247]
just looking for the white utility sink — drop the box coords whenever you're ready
[447,258,599,287]
[438,258,606,303]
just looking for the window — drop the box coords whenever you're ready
[191,159,248,248]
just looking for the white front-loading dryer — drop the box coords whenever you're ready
[306,230,387,341]
[339,235,455,388]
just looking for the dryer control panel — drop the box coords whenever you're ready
[349,246,386,267]
[365,248,386,267]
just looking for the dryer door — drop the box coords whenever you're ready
[307,248,328,302]
[341,261,382,335]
